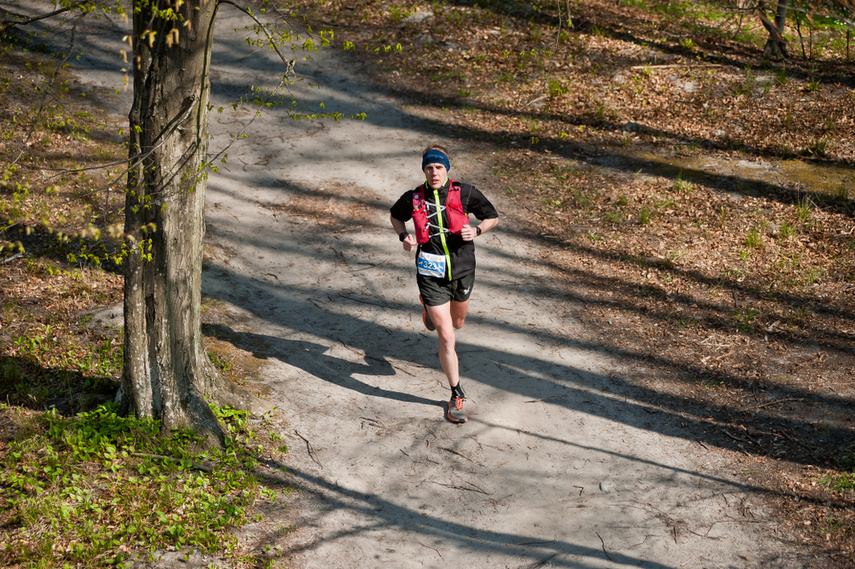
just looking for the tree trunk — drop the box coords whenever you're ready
[759,0,790,59]
[120,0,250,446]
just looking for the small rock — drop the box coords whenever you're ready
[413,33,436,47]
[404,10,433,24]
[599,480,617,493]
[82,303,124,334]
[679,80,698,94]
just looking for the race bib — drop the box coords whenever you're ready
[417,251,447,278]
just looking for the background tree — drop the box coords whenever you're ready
[752,0,855,59]
[758,0,791,58]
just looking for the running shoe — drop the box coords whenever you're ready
[446,396,467,423]
[419,295,435,331]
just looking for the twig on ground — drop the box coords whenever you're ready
[415,538,442,558]
[529,554,558,568]
[522,95,547,110]
[431,480,490,495]
[596,532,614,561]
[439,446,479,465]
[740,398,803,412]
[360,416,386,430]
[723,430,753,444]
[463,480,490,495]
[686,527,721,540]
[385,360,417,376]
[295,430,323,468]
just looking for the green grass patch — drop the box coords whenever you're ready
[744,228,763,249]
[820,471,855,491]
[639,206,654,224]
[0,403,288,567]
[732,307,759,332]
[778,221,795,240]
[673,174,695,194]
[796,195,814,224]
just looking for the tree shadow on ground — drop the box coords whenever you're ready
[205,176,853,361]
[243,457,800,569]
[202,322,439,409]
[201,263,854,472]
[379,81,855,218]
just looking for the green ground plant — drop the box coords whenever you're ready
[673,174,694,194]
[732,307,759,332]
[0,403,288,568]
[744,228,763,249]
[796,195,815,224]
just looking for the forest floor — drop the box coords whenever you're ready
[1,0,854,567]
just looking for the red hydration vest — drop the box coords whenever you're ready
[411,181,467,244]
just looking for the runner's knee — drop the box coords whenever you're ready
[436,326,456,347]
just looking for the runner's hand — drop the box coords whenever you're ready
[460,224,476,241]
[402,234,416,252]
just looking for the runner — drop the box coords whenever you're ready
[390,145,499,423]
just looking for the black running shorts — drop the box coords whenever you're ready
[417,272,476,307]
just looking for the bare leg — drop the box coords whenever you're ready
[450,299,469,329]
[426,302,460,388]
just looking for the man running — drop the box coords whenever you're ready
[390,145,499,423]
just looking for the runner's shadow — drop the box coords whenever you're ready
[203,323,439,408]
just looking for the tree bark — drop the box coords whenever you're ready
[120,0,250,446]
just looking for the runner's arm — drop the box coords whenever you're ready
[461,216,498,241]
[390,214,416,252]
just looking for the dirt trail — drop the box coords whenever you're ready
[15,2,808,566]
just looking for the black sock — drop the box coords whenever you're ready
[451,384,465,399]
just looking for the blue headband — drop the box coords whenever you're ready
[422,149,450,172]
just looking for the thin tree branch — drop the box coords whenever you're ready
[218,0,296,68]
[7,19,79,170]
[0,1,86,34]
[756,0,788,45]
[62,94,198,207]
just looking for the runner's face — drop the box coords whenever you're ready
[423,163,448,190]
